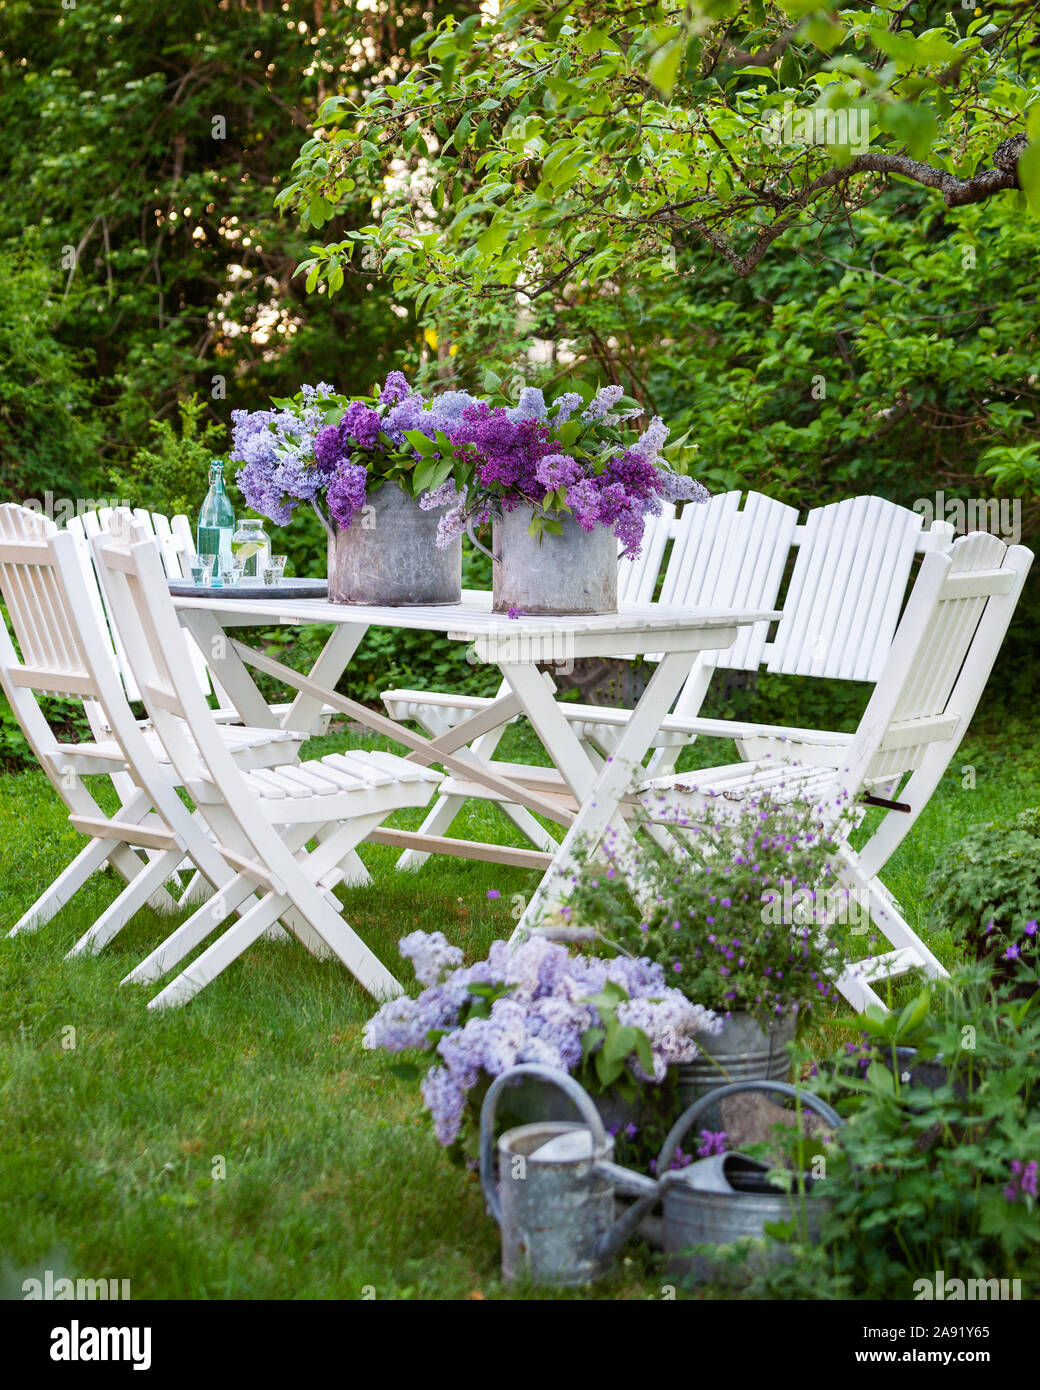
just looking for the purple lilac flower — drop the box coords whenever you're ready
[633,415,668,464]
[552,392,582,425]
[582,385,625,421]
[380,370,412,406]
[340,400,383,450]
[656,469,710,504]
[326,463,368,528]
[507,387,547,423]
[419,479,460,512]
[382,391,428,447]
[399,929,463,987]
[696,1130,727,1158]
[535,453,583,490]
[364,931,719,1148]
[436,502,470,548]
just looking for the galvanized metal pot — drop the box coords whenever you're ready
[656,1080,843,1284]
[478,508,618,616]
[480,1064,659,1288]
[327,482,461,606]
[677,1011,795,1112]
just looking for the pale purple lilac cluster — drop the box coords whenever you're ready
[363,931,721,1146]
[232,372,476,530]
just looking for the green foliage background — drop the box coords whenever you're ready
[0,0,1037,748]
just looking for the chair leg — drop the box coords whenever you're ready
[107,844,180,913]
[65,848,189,957]
[8,836,114,936]
[120,871,259,984]
[147,890,289,1010]
[147,815,404,1008]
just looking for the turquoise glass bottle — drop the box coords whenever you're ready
[196,460,236,573]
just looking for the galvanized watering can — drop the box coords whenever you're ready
[480,1064,659,1287]
[654,1079,844,1283]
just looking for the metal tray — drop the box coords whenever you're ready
[168,577,328,601]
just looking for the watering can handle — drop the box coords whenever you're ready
[479,1064,609,1227]
[656,1079,843,1178]
[466,520,497,564]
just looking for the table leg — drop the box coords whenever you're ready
[179,610,279,728]
[281,621,369,733]
[503,651,697,938]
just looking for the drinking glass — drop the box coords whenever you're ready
[263,555,287,586]
[197,554,219,586]
[220,559,243,588]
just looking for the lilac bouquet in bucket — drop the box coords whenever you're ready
[229,371,475,603]
[364,929,721,1166]
[417,380,709,559]
[230,371,474,534]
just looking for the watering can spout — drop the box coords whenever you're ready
[593,1161,660,1262]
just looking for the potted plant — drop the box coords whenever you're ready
[554,789,852,1106]
[362,929,721,1170]
[230,371,475,604]
[418,379,708,615]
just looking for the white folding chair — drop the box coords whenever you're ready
[90,521,443,1008]
[0,505,311,945]
[638,531,1033,1011]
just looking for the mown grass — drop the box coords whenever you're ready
[0,703,1036,1300]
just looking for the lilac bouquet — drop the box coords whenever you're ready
[230,371,476,534]
[364,930,721,1152]
[418,383,709,557]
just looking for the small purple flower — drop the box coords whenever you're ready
[1026,920,1037,937]
[1006,944,1021,960]
[696,1130,727,1158]
[487,889,500,900]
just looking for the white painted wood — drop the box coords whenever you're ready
[90,520,448,1006]
[640,531,1033,1010]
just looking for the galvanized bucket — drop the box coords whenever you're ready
[656,1080,843,1284]
[470,508,618,615]
[480,1064,658,1288]
[327,482,461,605]
[677,1011,795,1114]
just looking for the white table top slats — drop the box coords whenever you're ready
[173,588,780,644]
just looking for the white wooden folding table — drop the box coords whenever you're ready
[171,589,779,935]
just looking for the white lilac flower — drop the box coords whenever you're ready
[552,392,583,425]
[633,415,668,465]
[581,384,625,422]
[419,479,461,511]
[506,386,547,423]
[400,929,464,987]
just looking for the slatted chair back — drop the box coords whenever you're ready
[0,506,105,762]
[67,508,216,704]
[657,490,799,671]
[824,532,1031,852]
[766,495,928,682]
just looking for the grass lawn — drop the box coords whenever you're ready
[1,697,1036,1300]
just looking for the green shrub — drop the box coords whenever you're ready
[924,808,1040,987]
